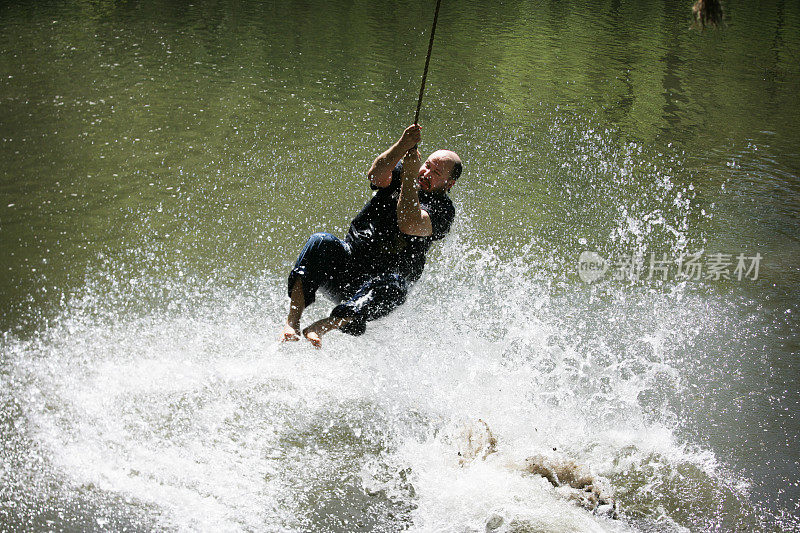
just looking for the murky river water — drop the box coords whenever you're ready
[1,0,799,531]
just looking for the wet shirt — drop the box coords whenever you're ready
[345,162,455,282]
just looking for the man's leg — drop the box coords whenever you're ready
[301,273,408,347]
[283,278,305,341]
[283,232,352,341]
[302,315,353,348]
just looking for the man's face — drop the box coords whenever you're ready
[417,151,456,192]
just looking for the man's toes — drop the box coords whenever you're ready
[303,330,322,348]
[282,325,300,342]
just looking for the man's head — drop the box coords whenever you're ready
[417,149,462,193]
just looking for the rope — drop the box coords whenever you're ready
[413,0,443,126]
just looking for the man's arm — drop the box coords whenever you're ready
[396,147,434,237]
[367,125,422,188]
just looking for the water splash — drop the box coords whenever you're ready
[1,236,767,532]
[0,119,774,532]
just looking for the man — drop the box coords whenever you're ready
[282,124,462,347]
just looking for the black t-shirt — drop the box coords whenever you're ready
[345,162,455,282]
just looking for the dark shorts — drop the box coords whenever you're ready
[287,232,409,336]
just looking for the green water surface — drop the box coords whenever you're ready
[1,0,799,530]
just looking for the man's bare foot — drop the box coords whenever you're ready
[282,322,300,342]
[303,327,323,348]
[302,315,352,349]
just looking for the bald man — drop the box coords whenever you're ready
[283,124,462,347]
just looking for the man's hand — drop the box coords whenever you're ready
[399,124,422,152]
[368,124,422,189]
